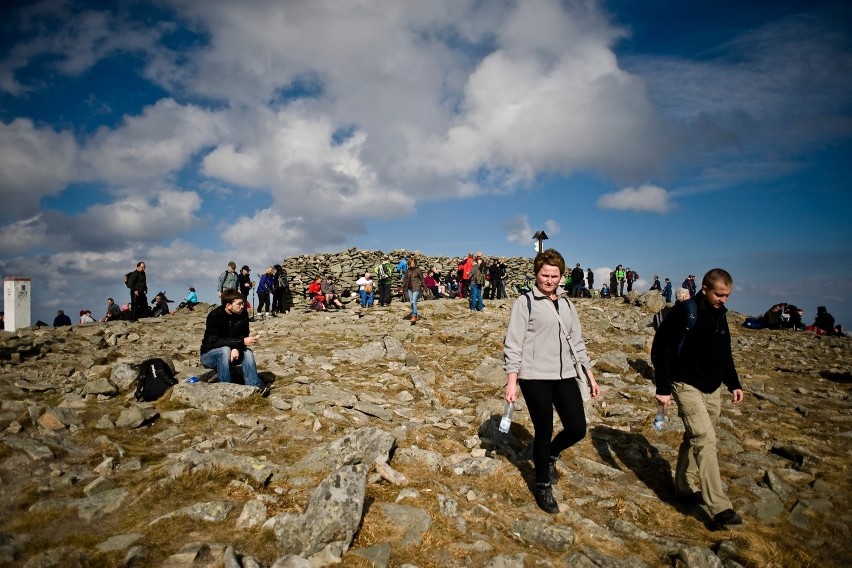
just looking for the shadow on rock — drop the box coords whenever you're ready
[478,415,536,492]
[627,358,655,381]
[589,426,673,498]
[819,370,851,384]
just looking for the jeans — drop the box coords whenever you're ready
[469,283,484,311]
[200,346,262,388]
[359,289,375,307]
[520,378,587,484]
[409,289,420,316]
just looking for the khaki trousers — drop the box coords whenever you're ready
[672,382,733,515]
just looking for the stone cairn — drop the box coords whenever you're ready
[279,247,535,306]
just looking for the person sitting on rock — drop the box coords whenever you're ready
[200,289,270,397]
[150,293,171,317]
[321,275,344,309]
[808,306,836,335]
[102,297,121,321]
[355,271,375,308]
[53,310,72,327]
[762,304,783,329]
[600,284,611,299]
[178,287,198,310]
[307,276,322,300]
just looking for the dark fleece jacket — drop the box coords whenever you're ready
[651,291,741,396]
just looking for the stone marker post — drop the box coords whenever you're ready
[4,276,32,331]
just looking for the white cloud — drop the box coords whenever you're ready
[502,214,532,245]
[82,99,222,185]
[544,219,560,236]
[596,184,673,213]
[0,214,51,256]
[0,119,78,219]
[73,190,203,244]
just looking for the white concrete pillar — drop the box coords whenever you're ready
[4,277,32,332]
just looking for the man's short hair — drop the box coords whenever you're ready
[228,261,237,269]
[675,287,690,301]
[702,268,733,290]
[107,297,114,302]
[533,248,566,276]
[221,289,243,306]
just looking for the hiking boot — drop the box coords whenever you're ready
[410,315,418,324]
[548,457,560,484]
[534,482,559,514]
[258,386,271,398]
[713,508,743,526]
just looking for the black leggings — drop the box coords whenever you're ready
[519,378,587,484]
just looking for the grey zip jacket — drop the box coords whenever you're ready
[504,285,591,380]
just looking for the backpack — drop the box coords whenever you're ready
[652,306,673,330]
[364,282,374,294]
[675,299,698,357]
[134,358,177,402]
[124,271,135,289]
[276,271,289,290]
[375,262,389,281]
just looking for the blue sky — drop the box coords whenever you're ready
[1,0,851,328]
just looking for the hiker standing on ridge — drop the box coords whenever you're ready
[127,261,148,320]
[651,268,745,527]
[218,261,239,298]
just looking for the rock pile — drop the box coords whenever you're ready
[0,257,850,567]
[278,248,535,306]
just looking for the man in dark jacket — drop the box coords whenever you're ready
[127,261,148,321]
[200,289,270,397]
[570,263,585,298]
[237,265,254,304]
[651,268,744,527]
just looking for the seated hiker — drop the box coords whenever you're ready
[79,310,96,324]
[102,297,121,321]
[321,275,345,309]
[424,271,440,299]
[781,304,804,330]
[307,276,322,299]
[150,293,171,317]
[807,306,836,335]
[600,284,611,299]
[762,304,783,329]
[178,287,198,310]
[355,271,375,308]
[200,289,270,397]
[53,310,72,327]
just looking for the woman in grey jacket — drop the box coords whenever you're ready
[503,248,600,513]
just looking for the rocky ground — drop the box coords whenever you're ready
[0,288,850,568]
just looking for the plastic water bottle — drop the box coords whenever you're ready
[653,402,666,430]
[187,376,199,384]
[499,401,515,434]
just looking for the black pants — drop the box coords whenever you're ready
[257,291,271,313]
[519,378,587,484]
[378,282,392,306]
[131,291,148,321]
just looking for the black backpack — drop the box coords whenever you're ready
[276,270,289,290]
[134,358,177,402]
